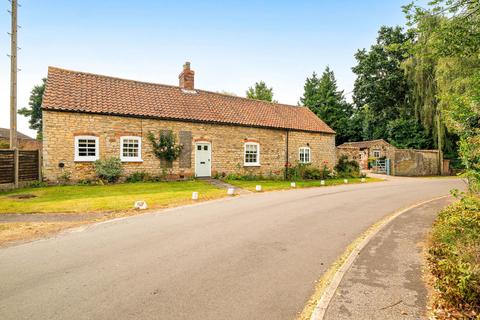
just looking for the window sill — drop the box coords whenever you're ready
[121,159,144,163]
[74,159,98,162]
[244,163,261,167]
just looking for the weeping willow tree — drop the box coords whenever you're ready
[403,14,452,155]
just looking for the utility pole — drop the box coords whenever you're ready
[9,0,18,149]
[9,0,19,188]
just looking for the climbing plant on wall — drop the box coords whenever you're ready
[147,130,183,162]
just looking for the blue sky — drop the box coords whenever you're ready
[0,0,410,137]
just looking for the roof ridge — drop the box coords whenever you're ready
[48,66,185,91]
[47,66,306,110]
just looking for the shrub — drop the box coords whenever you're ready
[58,170,72,185]
[284,163,332,180]
[93,157,123,183]
[428,196,480,317]
[126,171,151,183]
[303,166,322,180]
[0,140,9,149]
[225,173,242,180]
[224,173,265,181]
[334,155,361,178]
[28,181,47,188]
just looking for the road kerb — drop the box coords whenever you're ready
[297,195,450,320]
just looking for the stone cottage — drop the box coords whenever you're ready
[41,63,336,182]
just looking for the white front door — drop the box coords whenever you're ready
[195,142,211,177]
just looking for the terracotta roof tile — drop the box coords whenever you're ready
[42,67,335,134]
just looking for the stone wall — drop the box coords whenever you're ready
[42,111,336,182]
[336,147,360,162]
[391,149,440,176]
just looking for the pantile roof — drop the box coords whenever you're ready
[42,67,335,134]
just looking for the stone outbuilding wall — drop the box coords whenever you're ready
[42,111,336,182]
[390,149,441,176]
[336,146,360,162]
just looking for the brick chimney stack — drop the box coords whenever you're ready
[179,62,195,90]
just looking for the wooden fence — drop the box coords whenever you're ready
[0,149,40,187]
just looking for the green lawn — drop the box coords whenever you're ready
[226,177,382,192]
[0,180,226,214]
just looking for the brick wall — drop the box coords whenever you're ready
[42,111,336,182]
[0,138,42,150]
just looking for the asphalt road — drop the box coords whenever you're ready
[0,177,464,320]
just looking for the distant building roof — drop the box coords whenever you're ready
[337,139,392,149]
[0,128,34,140]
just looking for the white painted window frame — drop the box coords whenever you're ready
[74,136,99,162]
[372,149,381,158]
[299,147,311,164]
[120,136,143,162]
[244,142,260,166]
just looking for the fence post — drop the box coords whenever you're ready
[38,149,42,182]
[13,148,19,188]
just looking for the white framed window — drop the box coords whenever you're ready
[372,149,381,158]
[74,136,99,162]
[120,136,142,162]
[299,147,311,164]
[244,142,260,166]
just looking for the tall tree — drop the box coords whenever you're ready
[246,81,275,102]
[300,67,353,145]
[352,26,414,140]
[404,0,480,190]
[18,78,46,139]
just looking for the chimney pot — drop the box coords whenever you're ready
[179,61,194,90]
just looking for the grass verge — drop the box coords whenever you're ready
[0,180,225,214]
[226,177,382,192]
[427,196,480,319]
[0,222,86,246]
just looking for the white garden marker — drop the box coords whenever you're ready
[361,178,366,183]
[255,185,262,192]
[291,182,296,188]
[227,187,235,195]
[320,180,325,186]
[134,201,148,210]
[344,179,348,184]
[192,192,199,200]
